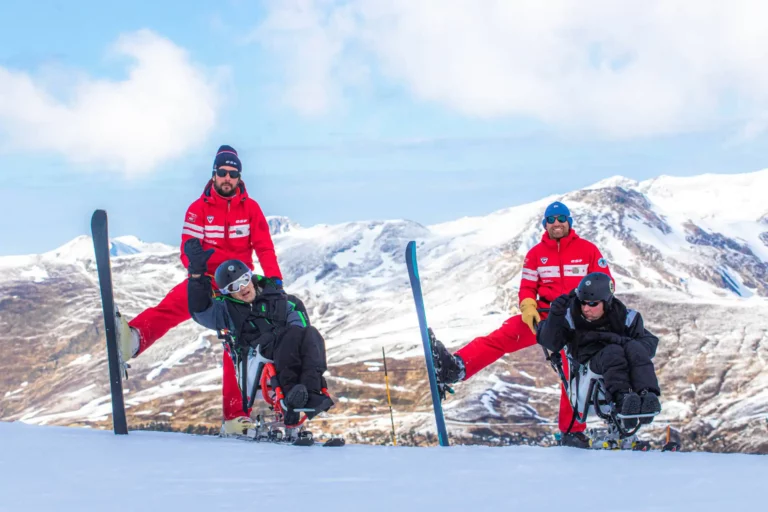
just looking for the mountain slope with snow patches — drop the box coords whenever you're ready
[2,168,768,452]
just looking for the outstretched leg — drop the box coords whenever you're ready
[455,315,538,379]
[128,280,191,355]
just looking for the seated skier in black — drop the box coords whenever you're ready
[536,272,661,428]
[184,238,333,426]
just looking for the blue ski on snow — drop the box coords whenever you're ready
[405,241,450,447]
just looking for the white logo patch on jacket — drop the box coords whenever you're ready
[564,264,589,276]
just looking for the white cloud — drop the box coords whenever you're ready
[254,0,768,138]
[248,0,359,116]
[0,30,224,175]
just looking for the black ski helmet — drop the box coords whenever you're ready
[575,272,615,305]
[214,259,251,294]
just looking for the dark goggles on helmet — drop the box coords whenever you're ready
[219,270,252,295]
[215,168,241,179]
[546,214,568,224]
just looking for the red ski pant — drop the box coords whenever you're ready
[222,348,250,420]
[455,314,584,434]
[129,280,246,420]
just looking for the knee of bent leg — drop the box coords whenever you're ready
[601,343,624,358]
[625,340,651,363]
[598,343,627,369]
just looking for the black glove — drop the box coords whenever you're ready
[256,276,284,294]
[549,294,571,316]
[583,331,626,345]
[184,238,214,276]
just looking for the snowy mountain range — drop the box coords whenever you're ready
[2,169,767,453]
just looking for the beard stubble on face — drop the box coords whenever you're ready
[547,223,569,240]
[213,179,238,197]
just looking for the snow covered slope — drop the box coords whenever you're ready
[0,421,764,512]
[2,168,768,452]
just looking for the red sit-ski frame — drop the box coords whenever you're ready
[259,363,331,429]
[259,362,308,428]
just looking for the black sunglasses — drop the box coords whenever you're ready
[546,214,568,224]
[214,168,241,179]
[580,299,602,307]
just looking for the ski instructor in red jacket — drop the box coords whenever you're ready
[115,145,284,428]
[431,201,613,448]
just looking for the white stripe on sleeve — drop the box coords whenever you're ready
[183,222,203,233]
[182,229,203,239]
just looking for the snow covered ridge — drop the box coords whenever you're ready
[0,216,296,270]
[268,215,300,235]
[2,167,768,453]
[0,234,177,269]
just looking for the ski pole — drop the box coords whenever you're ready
[382,347,397,446]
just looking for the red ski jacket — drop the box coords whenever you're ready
[520,229,612,308]
[180,180,282,279]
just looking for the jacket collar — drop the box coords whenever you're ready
[570,295,628,334]
[202,179,249,205]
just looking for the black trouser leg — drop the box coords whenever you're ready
[624,340,660,395]
[298,326,328,392]
[273,326,328,393]
[589,344,630,397]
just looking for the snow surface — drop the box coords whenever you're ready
[0,422,764,512]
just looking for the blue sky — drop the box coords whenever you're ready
[2,0,768,255]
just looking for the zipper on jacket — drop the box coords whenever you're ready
[557,240,566,294]
[225,200,231,241]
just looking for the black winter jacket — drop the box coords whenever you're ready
[187,274,309,357]
[537,293,659,364]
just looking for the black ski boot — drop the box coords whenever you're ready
[284,384,309,409]
[303,391,334,420]
[559,431,591,449]
[429,331,464,385]
[639,390,661,424]
[283,409,301,427]
[615,391,642,428]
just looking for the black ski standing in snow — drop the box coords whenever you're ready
[405,241,450,447]
[91,209,129,435]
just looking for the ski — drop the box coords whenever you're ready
[223,428,344,447]
[223,412,345,447]
[661,425,682,452]
[405,241,450,447]
[291,433,315,447]
[224,436,345,447]
[91,209,129,435]
[557,425,682,451]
